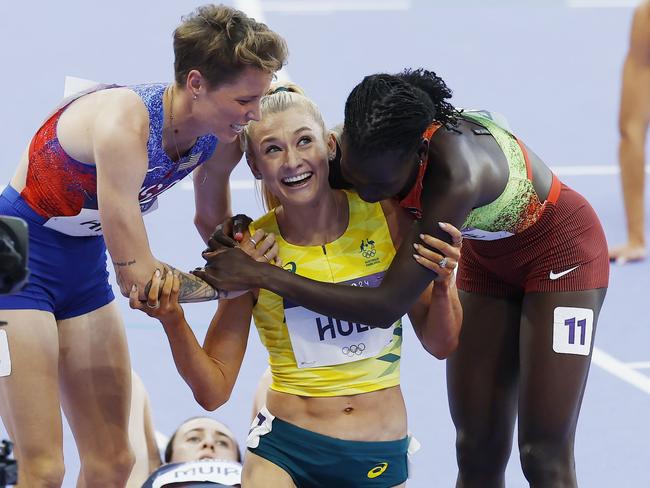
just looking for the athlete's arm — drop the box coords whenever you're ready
[193,139,243,243]
[196,140,477,328]
[382,199,462,357]
[94,97,162,298]
[94,96,220,302]
[613,1,650,260]
[406,228,462,359]
[131,270,253,411]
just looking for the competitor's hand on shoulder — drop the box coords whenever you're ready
[130,268,184,325]
[413,221,462,283]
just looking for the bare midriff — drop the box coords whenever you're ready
[266,385,407,441]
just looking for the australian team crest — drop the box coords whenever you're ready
[360,239,380,266]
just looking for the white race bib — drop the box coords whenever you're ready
[42,200,159,236]
[43,208,103,236]
[553,307,594,356]
[284,306,396,369]
[151,460,241,488]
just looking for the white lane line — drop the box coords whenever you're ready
[181,179,255,190]
[592,347,650,395]
[258,0,411,12]
[548,164,650,175]
[624,361,650,370]
[568,0,641,7]
[551,165,621,175]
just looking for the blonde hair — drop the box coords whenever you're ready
[173,4,288,87]
[241,82,328,210]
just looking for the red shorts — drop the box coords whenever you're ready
[457,183,609,297]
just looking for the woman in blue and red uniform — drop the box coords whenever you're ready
[0,5,286,487]
[198,69,609,488]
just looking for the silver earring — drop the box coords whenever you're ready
[193,94,198,100]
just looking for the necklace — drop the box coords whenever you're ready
[168,85,182,162]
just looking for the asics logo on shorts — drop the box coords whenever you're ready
[342,343,366,356]
[367,462,388,478]
[549,265,580,280]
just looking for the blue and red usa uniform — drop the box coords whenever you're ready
[0,83,218,318]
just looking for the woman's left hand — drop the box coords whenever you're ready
[413,222,462,283]
[130,269,184,325]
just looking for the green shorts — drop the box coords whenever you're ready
[247,407,408,488]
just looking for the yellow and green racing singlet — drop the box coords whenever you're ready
[250,191,403,397]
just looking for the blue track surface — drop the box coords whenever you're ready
[1,2,648,486]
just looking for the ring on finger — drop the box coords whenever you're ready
[146,302,160,309]
[438,257,448,269]
[263,252,271,261]
[249,237,258,247]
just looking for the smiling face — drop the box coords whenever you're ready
[193,66,274,143]
[169,418,239,463]
[247,107,336,209]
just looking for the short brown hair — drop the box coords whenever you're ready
[173,4,288,87]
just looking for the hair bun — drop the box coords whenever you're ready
[266,82,306,97]
[270,86,291,95]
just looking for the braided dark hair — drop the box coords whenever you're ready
[343,68,460,159]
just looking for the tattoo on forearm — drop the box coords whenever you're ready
[151,264,220,303]
[114,259,136,290]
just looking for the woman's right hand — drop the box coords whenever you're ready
[413,222,462,283]
[129,269,184,325]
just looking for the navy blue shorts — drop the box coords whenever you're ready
[247,407,409,488]
[0,186,114,319]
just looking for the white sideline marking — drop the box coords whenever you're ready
[258,0,410,12]
[181,179,255,190]
[624,361,650,370]
[568,0,641,7]
[549,164,650,175]
[592,347,650,395]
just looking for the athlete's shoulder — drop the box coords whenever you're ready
[250,208,280,235]
[92,88,150,141]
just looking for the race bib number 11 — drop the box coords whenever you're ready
[553,307,593,356]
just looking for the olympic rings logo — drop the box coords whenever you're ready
[361,249,376,258]
[360,239,377,259]
[342,343,366,356]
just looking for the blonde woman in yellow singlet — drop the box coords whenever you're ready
[132,84,462,488]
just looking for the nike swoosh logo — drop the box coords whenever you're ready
[549,265,580,280]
